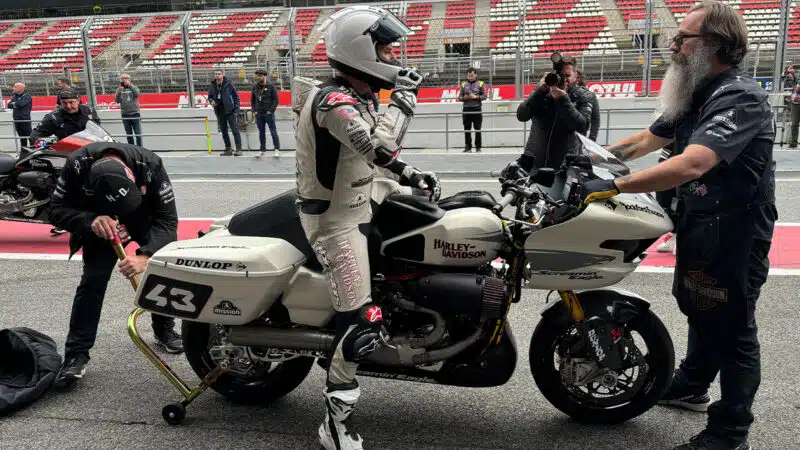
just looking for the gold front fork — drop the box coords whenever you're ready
[558,290,585,322]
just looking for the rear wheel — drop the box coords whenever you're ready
[183,321,314,405]
[529,305,674,424]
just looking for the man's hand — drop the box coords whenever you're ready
[580,178,620,206]
[118,254,149,279]
[395,68,423,93]
[91,215,118,240]
[550,86,568,99]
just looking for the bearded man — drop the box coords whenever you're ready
[576,2,776,449]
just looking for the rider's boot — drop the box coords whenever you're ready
[319,384,363,450]
[318,304,387,450]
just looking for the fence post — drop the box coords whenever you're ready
[288,8,298,81]
[514,0,523,100]
[642,0,654,97]
[445,113,450,152]
[772,0,791,92]
[205,117,212,154]
[180,12,196,108]
[81,17,98,111]
[401,1,409,67]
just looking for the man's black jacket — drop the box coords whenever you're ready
[516,85,594,171]
[251,81,279,114]
[9,92,32,120]
[29,105,100,142]
[49,142,178,258]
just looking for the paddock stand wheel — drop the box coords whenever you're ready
[162,402,186,425]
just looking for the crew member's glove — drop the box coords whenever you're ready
[401,166,441,202]
[580,178,620,206]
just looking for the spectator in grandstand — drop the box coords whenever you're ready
[208,70,243,156]
[514,56,595,171]
[458,68,486,153]
[579,2,775,448]
[115,74,142,147]
[576,70,601,142]
[251,69,280,159]
[781,64,795,90]
[8,83,32,148]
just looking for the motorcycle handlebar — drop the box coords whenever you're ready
[493,191,517,214]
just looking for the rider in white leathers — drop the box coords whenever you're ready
[291,5,441,449]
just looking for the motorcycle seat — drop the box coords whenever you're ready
[227,189,323,272]
[438,190,497,211]
[0,153,17,174]
[373,193,445,241]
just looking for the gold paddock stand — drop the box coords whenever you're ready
[112,234,229,425]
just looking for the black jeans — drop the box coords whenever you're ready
[672,202,777,443]
[217,112,242,151]
[122,113,143,147]
[15,120,31,148]
[64,235,175,360]
[256,112,280,151]
[462,110,482,149]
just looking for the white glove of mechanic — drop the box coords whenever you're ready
[401,166,441,202]
[390,68,423,117]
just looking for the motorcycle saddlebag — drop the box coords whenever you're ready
[134,235,305,325]
[0,327,62,416]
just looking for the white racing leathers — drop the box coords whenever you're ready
[292,75,415,381]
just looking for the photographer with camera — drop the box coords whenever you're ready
[115,74,142,146]
[515,53,595,171]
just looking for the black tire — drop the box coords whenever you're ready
[529,306,675,424]
[182,321,315,405]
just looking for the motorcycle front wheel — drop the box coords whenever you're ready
[529,305,674,424]
[183,322,315,405]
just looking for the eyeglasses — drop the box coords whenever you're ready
[672,33,703,47]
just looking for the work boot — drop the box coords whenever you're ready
[155,329,184,354]
[319,385,364,450]
[463,146,471,153]
[673,429,751,449]
[658,380,712,412]
[55,353,89,387]
[476,147,482,153]
[220,149,233,156]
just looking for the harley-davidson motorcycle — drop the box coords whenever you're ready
[0,121,114,225]
[133,134,676,425]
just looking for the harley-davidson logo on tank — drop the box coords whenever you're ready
[433,239,487,259]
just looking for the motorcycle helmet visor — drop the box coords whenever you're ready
[365,12,412,45]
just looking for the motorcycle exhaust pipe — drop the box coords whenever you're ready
[227,327,335,351]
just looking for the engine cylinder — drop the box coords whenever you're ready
[413,274,507,319]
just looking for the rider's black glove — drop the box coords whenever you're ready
[580,178,620,206]
[401,166,442,202]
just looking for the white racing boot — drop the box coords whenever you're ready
[319,385,363,450]
[657,233,677,255]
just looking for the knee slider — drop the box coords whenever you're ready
[339,305,385,363]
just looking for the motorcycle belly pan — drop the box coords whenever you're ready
[135,235,304,325]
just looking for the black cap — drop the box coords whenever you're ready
[255,69,268,76]
[88,156,142,217]
[58,89,80,101]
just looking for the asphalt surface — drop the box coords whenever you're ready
[1,180,799,449]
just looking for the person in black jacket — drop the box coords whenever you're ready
[30,89,101,236]
[251,69,280,158]
[459,68,486,152]
[576,70,601,142]
[8,83,32,147]
[49,141,183,387]
[515,57,595,171]
[208,70,243,156]
[30,89,100,144]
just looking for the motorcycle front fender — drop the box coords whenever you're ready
[539,287,652,327]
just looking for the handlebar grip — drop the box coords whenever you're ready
[493,191,516,213]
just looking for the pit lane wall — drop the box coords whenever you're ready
[1,89,789,153]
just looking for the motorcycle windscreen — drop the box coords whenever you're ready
[575,133,631,178]
[50,121,114,152]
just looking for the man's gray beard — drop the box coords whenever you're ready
[656,42,715,124]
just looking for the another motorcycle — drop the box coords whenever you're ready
[0,121,114,225]
[133,134,676,425]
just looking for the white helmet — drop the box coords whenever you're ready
[319,5,413,90]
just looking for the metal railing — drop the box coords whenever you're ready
[0,0,798,107]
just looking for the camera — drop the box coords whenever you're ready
[544,52,565,87]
